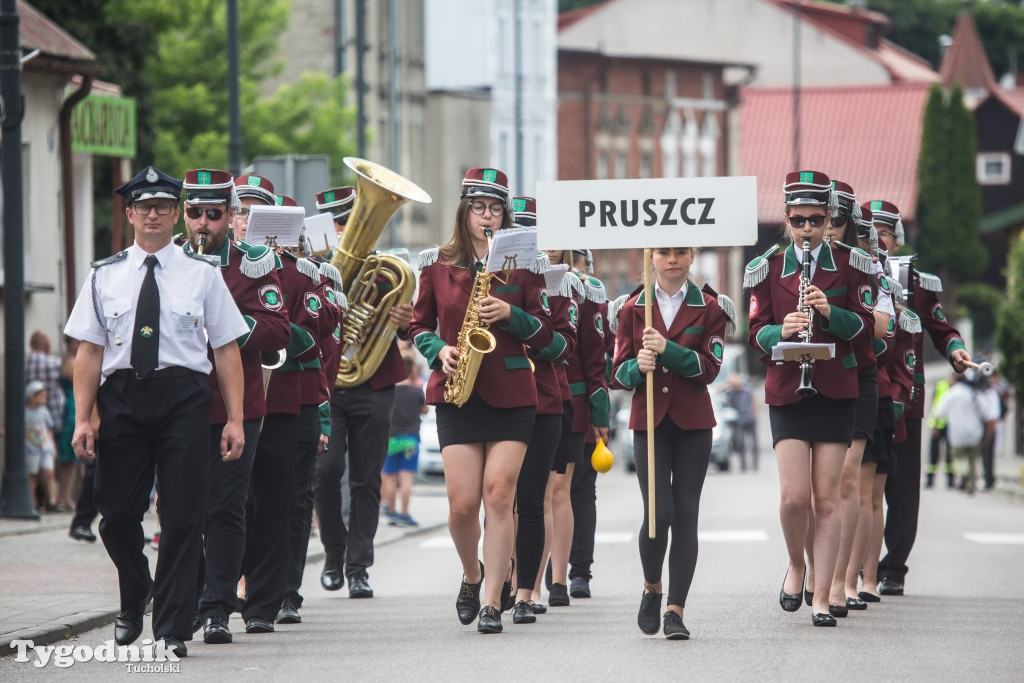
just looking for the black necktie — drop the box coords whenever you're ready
[131,254,160,377]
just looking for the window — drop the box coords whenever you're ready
[597,149,609,180]
[639,152,653,179]
[977,152,1011,185]
[615,149,628,179]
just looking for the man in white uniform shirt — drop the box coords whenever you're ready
[65,165,248,658]
[930,371,1001,495]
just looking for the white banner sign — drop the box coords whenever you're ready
[535,176,758,250]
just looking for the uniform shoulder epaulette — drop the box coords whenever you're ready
[530,252,550,274]
[90,250,128,269]
[582,275,607,303]
[294,256,322,284]
[558,271,585,299]
[702,283,736,337]
[233,241,275,279]
[889,277,904,305]
[417,246,440,270]
[607,293,631,336]
[319,262,343,291]
[185,251,219,267]
[834,241,873,275]
[916,271,943,292]
[898,308,922,334]
[743,244,780,289]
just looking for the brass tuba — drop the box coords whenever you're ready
[330,157,432,387]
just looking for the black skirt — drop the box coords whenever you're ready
[769,394,856,447]
[435,392,536,448]
[865,398,896,474]
[852,365,879,443]
[550,401,575,474]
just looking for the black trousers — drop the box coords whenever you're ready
[283,404,322,605]
[70,458,98,530]
[314,383,395,578]
[880,417,922,582]
[634,423,712,608]
[569,442,598,582]
[515,414,562,590]
[242,412,297,621]
[927,426,951,480]
[95,370,211,641]
[197,419,261,621]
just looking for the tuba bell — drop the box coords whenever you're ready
[330,157,432,387]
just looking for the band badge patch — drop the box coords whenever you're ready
[539,289,551,315]
[886,316,896,338]
[932,303,945,322]
[748,293,759,318]
[594,311,604,337]
[324,286,338,307]
[259,284,284,311]
[877,273,890,294]
[567,301,579,330]
[331,324,341,343]
[904,350,916,374]
[709,336,724,364]
[304,292,322,318]
[858,285,874,311]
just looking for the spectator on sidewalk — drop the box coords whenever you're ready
[54,337,80,511]
[26,331,66,446]
[925,374,954,489]
[930,371,1001,495]
[25,380,58,513]
[381,355,427,527]
[722,373,759,472]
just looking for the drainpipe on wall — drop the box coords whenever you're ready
[58,74,93,315]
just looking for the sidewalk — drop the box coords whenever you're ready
[0,479,450,652]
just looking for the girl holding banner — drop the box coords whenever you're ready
[409,168,555,634]
[611,247,732,640]
[744,170,875,627]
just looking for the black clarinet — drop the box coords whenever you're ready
[906,254,919,402]
[796,240,817,397]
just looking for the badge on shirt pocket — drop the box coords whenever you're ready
[172,300,203,332]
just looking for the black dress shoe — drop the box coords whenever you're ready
[348,574,373,598]
[858,591,881,603]
[276,598,301,624]
[69,526,96,542]
[549,582,570,607]
[812,612,837,627]
[878,577,904,596]
[512,600,537,624]
[192,607,202,634]
[663,610,690,640]
[245,616,275,633]
[320,555,344,591]
[544,558,552,591]
[779,568,804,613]
[530,602,547,614]
[477,605,502,633]
[637,589,662,635]
[114,607,144,646]
[846,597,867,610]
[499,559,515,612]
[203,616,232,644]
[828,604,849,618]
[803,584,813,607]
[456,561,484,625]
[569,576,591,598]
[158,636,187,658]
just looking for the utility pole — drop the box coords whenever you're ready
[227,0,242,177]
[514,0,524,192]
[0,0,38,519]
[792,0,802,170]
[356,0,366,159]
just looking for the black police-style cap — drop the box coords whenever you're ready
[114,165,183,204]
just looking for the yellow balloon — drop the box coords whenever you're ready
[592,438,614,473]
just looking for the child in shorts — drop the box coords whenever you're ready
[25,379,57,512]
[381,355,427,527]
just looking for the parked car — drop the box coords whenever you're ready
[417,405,445,476]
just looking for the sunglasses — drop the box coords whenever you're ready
[830,213,848,227]
[787,214,827,229]
[469,201,505,217]
[185,207,226,221]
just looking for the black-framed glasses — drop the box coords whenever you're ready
[830,213,848,227]
[235,208,250,218]
[787,214,827,229]
[185,207,225,221]
[132,202,175,216]
[876,229,897,241]
[469,201,505,217]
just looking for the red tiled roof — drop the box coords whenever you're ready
[17,0,95,63]
[939,12,996,92]
[558,1,612,32]
[876,41,940,84]
[740,83,932,224]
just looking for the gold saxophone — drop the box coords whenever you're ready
[444,231,498,406]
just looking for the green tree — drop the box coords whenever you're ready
[995,236,1024,453]
[916,83,986,317]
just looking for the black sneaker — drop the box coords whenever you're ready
[549,583,570,607]
[569,576,591,598]
[663,610,690,640]
[637,589,662,635]
[477,606,502,634]
[456,561,484,625]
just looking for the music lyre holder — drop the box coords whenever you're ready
[780,345,833,363]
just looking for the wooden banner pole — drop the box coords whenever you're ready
[644,248,656,539]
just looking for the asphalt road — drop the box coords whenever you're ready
[3,456,1022,682]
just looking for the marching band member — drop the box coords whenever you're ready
[180,169,291,645]
[409,168,555,633]
[745,171,875,627]
[612,246,732,640]
[868,200,972,597]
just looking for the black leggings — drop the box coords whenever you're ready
[515,413,564,589]
[634,422,711,608]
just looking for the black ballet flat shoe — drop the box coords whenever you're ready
[846,597,867,611]
[779,569,804,613]
[803,587,814,607]
[858,591,881,603]
[456,560,485,625]
[828,604,849,618]
[812,612,837,627]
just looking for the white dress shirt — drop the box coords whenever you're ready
[65,241,248,378]
[654,280,687,328]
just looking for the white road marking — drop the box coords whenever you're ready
[593,532,634,544]
[962,532,1024,545]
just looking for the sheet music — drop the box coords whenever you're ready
[245,204,305,247]
[486,227,537,273]
[303,212,338,253]
[544,263,570,291]
[771,342,835,362]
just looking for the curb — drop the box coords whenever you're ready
[0,521,447,653]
